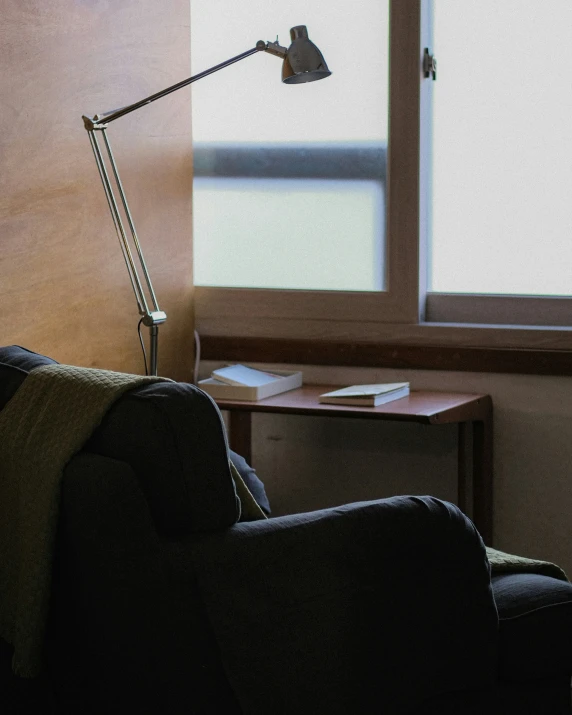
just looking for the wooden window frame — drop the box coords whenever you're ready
[194,0,572,373]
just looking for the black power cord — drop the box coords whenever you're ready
[137,317,150,376]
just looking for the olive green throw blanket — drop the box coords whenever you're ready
[486,546,568,582]
[0,364,171,677]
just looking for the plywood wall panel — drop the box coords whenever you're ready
[0,0,194,381]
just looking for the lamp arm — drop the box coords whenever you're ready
[82,41,287,130]
[81,39,286,375]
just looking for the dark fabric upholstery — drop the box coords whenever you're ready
[492,573,572,681]
[0,345,271,533]
[81,379,239,534]
[493,572,572,617]
[46,452,242,715]
[190,496,499,715]
[52,453,498,714]
[417,678,572,715]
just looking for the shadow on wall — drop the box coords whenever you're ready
[250,413,458,517]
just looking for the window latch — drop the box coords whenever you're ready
[423,48,437,80]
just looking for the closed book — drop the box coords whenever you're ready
[211,364,282,388]
[319,382,410,407]
[198,370,303,401]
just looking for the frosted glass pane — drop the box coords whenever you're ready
[194,178,384,290]
[432,1,572,296]
[191,0,388,291]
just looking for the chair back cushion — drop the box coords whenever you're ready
[0,346,239,535]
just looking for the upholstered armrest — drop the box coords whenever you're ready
[190,496,499,715]
[54,452,497,715]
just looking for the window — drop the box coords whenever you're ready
[192,0,388,292]
[432,0,572,296]
[192,1,572,358]
[429,0,572,329]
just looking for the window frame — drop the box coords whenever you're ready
[193,0,572,366]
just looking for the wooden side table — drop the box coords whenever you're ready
[214,387,494,545]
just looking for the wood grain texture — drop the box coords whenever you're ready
[386,0,422,322]
[0,0,194,380]
[214,385,488,423]
[196,308,572,351]
[200,335,572,376]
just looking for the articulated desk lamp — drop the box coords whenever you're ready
[82,25,331,376]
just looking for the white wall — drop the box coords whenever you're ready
[204,360,572,578]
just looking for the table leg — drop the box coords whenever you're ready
[471,410,494,546]
[228,411,253,465]
[457,422,468,516]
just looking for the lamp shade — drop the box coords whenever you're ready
[282,25,331,84]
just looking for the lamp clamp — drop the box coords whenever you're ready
[142,311,167,327]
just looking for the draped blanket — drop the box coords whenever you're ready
[0,364,169,677]
[486,546,568,582]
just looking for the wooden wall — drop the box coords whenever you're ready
[0,0,194,380]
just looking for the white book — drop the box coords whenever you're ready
[211,364,282,388]
[319,382,410,407]
[199,369,303,401]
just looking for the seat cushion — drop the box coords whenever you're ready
[492,572,572,681]
[0,345,271,533]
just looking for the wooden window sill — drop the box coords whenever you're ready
[200,335,572,376]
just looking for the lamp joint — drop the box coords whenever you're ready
[263,39,288,59]
[142,311,167,327]
[82,115,108,131]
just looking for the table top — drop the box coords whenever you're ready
[213,385,492,425]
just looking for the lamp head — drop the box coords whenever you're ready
[260,26,331,84]
[282,25,331,84]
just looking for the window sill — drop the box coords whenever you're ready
[199,329,572,376]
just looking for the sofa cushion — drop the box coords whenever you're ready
[0,346,270,533]
[492,573,572,681]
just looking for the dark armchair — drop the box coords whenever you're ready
[0,346,571,715]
